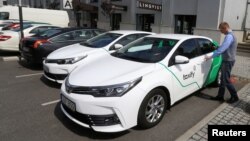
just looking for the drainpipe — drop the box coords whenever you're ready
[242,0,249,41]
[18,0,24,39]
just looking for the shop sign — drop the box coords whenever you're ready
[63,0,73,9]
[137,0,162,11]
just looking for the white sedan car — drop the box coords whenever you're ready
[0,24,59,51]
[60,34,222,132]
[43,30,154,83]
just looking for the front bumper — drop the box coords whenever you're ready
[43,61,78,83]
[60,82,146,132]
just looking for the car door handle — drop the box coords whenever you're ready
[197,62,203,65]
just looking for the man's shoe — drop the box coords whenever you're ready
[227,97,239,104]
[210,96,224,101]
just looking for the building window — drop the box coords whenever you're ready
[111,13,121,30]
[3,0,7,5]
[174,15,196,35]
[90,0,98,3]
[136,14,154,32]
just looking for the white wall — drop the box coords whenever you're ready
[172,0,198,15]
[223,0,247,30]
[245,2,250,29]
[196,0,221,29]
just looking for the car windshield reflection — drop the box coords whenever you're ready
[80,33,122,48]
[112,37,179,63]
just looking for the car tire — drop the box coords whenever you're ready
[137,88,167,129]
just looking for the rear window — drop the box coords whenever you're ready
[36,29,62,38]
[0,12,9,20]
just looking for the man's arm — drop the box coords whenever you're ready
[205,34,233,61]
[212,34,233,57]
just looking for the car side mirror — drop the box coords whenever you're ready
[175,55,189,64]
[114,44,123,50]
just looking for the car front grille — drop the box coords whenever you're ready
[62,104,121,126]
[44,71,67,80]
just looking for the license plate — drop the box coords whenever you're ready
[61,95,76,112]
[43,65,49,73]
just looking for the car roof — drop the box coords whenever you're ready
[53,27,104,32]
[146,34,212,40]
[108,30,153,34]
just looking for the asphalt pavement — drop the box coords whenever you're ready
[0,58,248,141]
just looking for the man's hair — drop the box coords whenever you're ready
[219,22,230,29]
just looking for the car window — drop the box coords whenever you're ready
[29,26,57,34]
[109,33,151,50]
[197,38,215,55]
[93,29,106,35]
[116,34,138,46]
[73,30,94,40]
[37,29,62,37]
[137,33,151,38]
[111,37,178,63]
[176,39,198,59]
[50,31,75,42]
[80,32,122,48]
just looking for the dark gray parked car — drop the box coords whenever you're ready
[20,27,106,64]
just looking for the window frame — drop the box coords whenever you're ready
[168,38,199,67]
[196,38,215,56]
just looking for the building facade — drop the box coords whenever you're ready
[97,0,250,43]
[0,0,98,27]
[0,0,250,43]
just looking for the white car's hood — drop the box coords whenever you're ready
[68,55,155,86]
[47,43,97,59]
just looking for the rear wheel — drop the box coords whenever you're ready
[138,89,167,129]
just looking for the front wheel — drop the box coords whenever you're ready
[137,89,167,129]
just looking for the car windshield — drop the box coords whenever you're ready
[111,37,179,63]
[80,32,122,48]
[36,29,62,37]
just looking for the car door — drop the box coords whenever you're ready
[109,33,150,50]
[197,38,221,86]
[168,39,201,100]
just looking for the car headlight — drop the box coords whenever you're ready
[65,77,142,97]
[57,55,87,64]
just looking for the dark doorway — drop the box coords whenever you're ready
[175,15,196,34]
[111,13,121,30]
[75,12,81,27]
[136,14,154,32]
[90,13,98,28]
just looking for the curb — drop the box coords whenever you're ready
[175,83,250,141]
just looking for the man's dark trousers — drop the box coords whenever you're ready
[217,61,238,98]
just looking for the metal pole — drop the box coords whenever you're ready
[18,0,24,39]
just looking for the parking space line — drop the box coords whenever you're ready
[2,56,19,61]
[16,72,43,78]
[41,99,60,106]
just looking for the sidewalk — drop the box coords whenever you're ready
[232,55,250,80]
[176,55,250,141]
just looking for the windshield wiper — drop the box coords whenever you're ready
[120,55,151,63]
[81,42,95,47]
